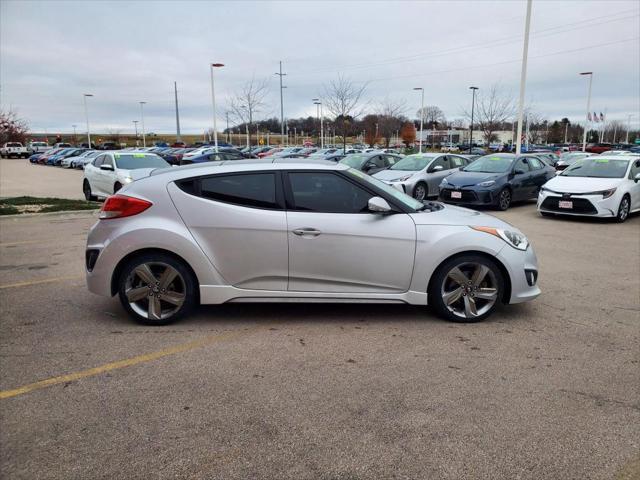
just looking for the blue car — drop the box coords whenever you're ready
[48,148,86,166]
[438,153,556,211]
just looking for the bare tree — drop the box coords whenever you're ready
[417,105,446,130]
[0,109,29,144]
[228,76,269,145]
[463,85,515,146]
[376,97,406,147]
[322,75,367,150]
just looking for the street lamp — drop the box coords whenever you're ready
[514,0,533,155]
[312,99,324,149]
[210,62,225,151]
[139,101,147,147]
[83,94,93,147]
[72,124,77,145]
[469,87,478,151]
[275,61,287,147]
[580,72,593,152]
[626,114,633,144]
[132,120,139,146]
[413,87,424,153]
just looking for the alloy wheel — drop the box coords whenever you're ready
[618,197,630,221]
[414,184,427,201]
[441,262,499,319]
[499,190,511,210]
[125,262,186,321]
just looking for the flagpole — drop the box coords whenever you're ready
[580,72,593,152]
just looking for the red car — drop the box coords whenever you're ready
[585,143,613,154]
[37,148,65,164]
[258,148,281,158]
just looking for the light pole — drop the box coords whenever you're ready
[226,112,230,144]
[313,99,324,149]
[72,124,77,145]
[210,63,224,151]
[139,101,147,147]
[580,72,593,152]
[469,87,478,151]
[413,87,424,153]
[515,0,532,155]
[626,114,633,144]
[83,94,93,147]
[132,120,139,146]
[275,61,287,147]
[174,81,181,143]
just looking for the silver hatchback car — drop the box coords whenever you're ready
[86,161,540,325]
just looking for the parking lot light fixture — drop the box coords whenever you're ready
[469,87,479,151]
[313,100,324,149]
[413,88,424,153]
[139,102,147,147]
[210,63,225,152]
[83,94,93,148]
[514,0,532,156]
[580,72,593,152]
[132,120,139,146]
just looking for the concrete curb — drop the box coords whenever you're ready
[0,209,100,219]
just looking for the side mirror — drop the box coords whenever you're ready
[430,165,444,172]
[364,162,376,171]
[514,169,526,175]
[100,164,114,171]
[368,196,392,214]
[634,173,640,183]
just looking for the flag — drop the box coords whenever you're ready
[588,112,592,122]
[600,112,605,122]
[593,112,599,122]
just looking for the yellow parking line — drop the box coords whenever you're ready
[0,329,252,400]
[0,275,83,290]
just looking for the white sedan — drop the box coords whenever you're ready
[83,151,170,200]
[537,154,640,222]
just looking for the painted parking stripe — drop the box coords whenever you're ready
[0,275,83,290]
[0,329,253,400]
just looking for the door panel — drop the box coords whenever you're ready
[287,212,416,293]
[167,176,288,290]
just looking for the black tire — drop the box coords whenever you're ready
[413,182,428,201]
[428,254,505,323]
[117,252,197,326]
[83,179,97,201]
[114,182,122,193]
[615,195,631,223]
[496,188,512,211]
[540,211,555,218]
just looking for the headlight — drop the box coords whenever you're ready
[123,177,134,184]
[394,174,413,182]
[478,180,495,187]
[471,226,529,251]
[440,177,448,185]
[601,188,616,199]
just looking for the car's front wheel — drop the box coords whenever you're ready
[496,188,511,211]
[83,180,97,201]
[117,253,197,326]
[616,195,631,223]
[413,182,428,201]
[429,254,505,323]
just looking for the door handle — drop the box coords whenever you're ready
[292,228,321,236]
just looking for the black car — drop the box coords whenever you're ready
[438,153,555,210]
[338,152,402,175]
[179,147,256,165]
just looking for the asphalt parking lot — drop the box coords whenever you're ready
[1,164,639,479]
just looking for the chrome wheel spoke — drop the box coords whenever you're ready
[158,266,179,290]
[471,264,489,287]
[135,264,157,285]
[443,287,463,306]
[463,295,478,317]
[447,267,470,286]
[148,296,162,320]
[162,291,185,306]
[475,287,498,301]
[126,286,148,302]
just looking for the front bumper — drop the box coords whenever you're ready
[439,187,496,205]
[537,191,618,217]
[496,243,541,304]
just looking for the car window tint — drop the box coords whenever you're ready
[529,157,543,170]
[93,155,104,167]
[102,155,114,167]
[385,155,398,166]
[629,159,640,179]
[514,158,530,172]
[288,172,372,213]
[431,156,449,170]
[200,173,277,209]
[369,156,385,168]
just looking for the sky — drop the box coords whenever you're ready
[1,0,639,135]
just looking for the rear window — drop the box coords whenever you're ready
[114,153,169,169]
[6,143,22,147]
[199,173,277,209]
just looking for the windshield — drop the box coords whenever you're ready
[561,158,629,178]
[31,142,47,146]
[114,153,170,170]
[561,153,590,164]
[464,155,514,173]
[340,154,368,168]
[390,155,434,171]
[345,168,425,212]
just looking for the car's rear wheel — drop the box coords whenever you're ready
[429,254,504,323]
[496,188,511,211]
[616,195,630,223]
[117,253,197,326]
[413,182,428,201]
[114,182,122,193]
[83,180,97,201]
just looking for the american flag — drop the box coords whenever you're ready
[600,112,605,122]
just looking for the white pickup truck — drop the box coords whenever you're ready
[0,142,30,158]
[28,141,51,154]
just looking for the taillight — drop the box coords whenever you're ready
[99,195,152,219]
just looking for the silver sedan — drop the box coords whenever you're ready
[373,153,472,200]
[86,161,540,325]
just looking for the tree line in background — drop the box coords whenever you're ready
[2,76,638,146]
